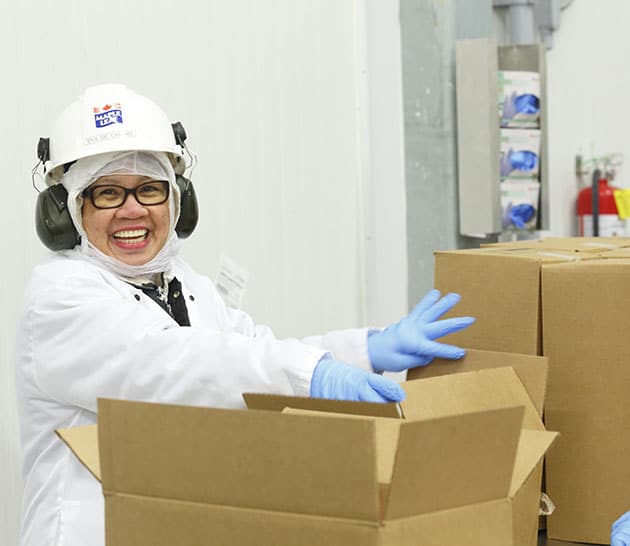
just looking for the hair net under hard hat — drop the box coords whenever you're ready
[61,150,181,279]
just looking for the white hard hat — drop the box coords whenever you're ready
[45,83,185,184]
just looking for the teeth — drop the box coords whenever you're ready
[114,229,148,239]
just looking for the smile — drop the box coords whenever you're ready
[112,229,149,245]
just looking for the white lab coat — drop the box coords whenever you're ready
[14,251,372,546]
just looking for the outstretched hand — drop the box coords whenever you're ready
[367,289,474,373]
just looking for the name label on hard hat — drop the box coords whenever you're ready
[83,130,136,147]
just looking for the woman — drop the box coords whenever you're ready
[15,83,474,546]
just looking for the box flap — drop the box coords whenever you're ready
[509,429,558,497]
[243,392,402,418]
[407,348,548,417]
[402,367,544,431]
[385,406,525,519]
[97,398,380,521]
[56,424,101,481]
[282,407,401,484]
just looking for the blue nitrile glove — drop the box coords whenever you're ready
[508,203,536,229]
[501,149,538,177]
[514,93,540,115]
[502,91,539,120]
[611,511,630,546]
[310,358,406,403]
[509,150,538,172]
[367,289,475,373]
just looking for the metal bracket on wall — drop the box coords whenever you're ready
[455,38,549,237]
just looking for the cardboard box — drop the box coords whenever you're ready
[433,237,630,543]
[246,365,555,546]
[434,247,598,355]
[57,365,556,546]
[481,237,630,252]
[542,259,630,543]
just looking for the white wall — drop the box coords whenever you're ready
[0,1,406,544]
[547,0,630,236]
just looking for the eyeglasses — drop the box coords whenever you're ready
[82,180,170,209]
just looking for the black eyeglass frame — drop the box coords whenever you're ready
[81,180,170,210]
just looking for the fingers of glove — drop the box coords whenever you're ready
[357,381,390,403]
[409,289,441,320]
[366,374,406,402]
[417,292,462,323]
[423,316,476,340]
[613,512,630,532]
[414,339,466,360]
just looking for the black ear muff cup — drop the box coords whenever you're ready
[175,175,199,239]
[35,184,81,251]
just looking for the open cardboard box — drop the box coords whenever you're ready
[57,352,556,546]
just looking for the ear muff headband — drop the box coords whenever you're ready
[35,175,199,251]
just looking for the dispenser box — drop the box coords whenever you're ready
[57,357,556,546]
[434,238,630,543]
[500,128,541,180]
[498,70,541,129]
[501,180,540,231]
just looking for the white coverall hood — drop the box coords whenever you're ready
[61,150,181,279]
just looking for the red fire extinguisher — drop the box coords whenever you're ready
[577,171,624,236]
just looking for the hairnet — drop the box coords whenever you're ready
[61,150,181,279]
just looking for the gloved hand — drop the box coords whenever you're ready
[310,358,406,403]
[612,510,630,546]
[367,289,475,373]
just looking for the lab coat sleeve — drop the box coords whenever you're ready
[299,329,373,371]
[25,270,326,413]
[225,307,372,372]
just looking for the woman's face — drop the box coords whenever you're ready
[81,174,171,266]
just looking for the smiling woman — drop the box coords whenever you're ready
[14,83,473,546]
[81,172,172,267]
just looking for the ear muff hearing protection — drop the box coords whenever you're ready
[34,123,199,251]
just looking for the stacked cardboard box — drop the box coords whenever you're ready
[57,350,555,546]
[434,237,630,543]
